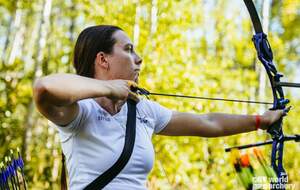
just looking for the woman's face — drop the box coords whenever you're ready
[106,30,142,83]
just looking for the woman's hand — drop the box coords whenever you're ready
[106,80,139,102]
[260,109,288,130]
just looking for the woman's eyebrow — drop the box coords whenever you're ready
[124,43,133,48]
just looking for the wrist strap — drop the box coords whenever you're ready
[255,115,261,130]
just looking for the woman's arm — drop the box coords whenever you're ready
[158,110,283,137]
[33,73,135,126]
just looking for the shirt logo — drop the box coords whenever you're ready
[97,109,111,121]
[137,116,148,124]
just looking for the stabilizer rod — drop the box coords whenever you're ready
[225,134,300,152]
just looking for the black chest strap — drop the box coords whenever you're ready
[84,99,137,190]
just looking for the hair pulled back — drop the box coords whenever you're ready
[73,25,122,78]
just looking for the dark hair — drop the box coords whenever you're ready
[73,25,122,78]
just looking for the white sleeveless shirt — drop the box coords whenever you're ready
[55,98,172,190]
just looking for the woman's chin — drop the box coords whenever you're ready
[134,76,139,83]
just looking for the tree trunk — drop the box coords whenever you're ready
[133,4,141,46]
[1,15,13,64]
[21,0,53,160]
[6,0,25,65]
[1,1,18,65]
[67,0,76,73]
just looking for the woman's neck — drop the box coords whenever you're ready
[94,97,125,115]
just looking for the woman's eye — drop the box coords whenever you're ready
[126,46,133,53]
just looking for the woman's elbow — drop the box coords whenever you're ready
[33,78,48,103]
[202,123,224,138]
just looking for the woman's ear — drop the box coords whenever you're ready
[95,52,109,70]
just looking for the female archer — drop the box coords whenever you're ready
[33,25,285,190]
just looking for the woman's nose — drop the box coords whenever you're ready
[135,53,142,65]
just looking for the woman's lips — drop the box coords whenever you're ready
[134,72,139,82]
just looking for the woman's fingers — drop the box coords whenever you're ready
[108,80,139,102]
[127,80,138,89]
[126,80,140,102]
[128,91,139,102]
[283,106,291,116]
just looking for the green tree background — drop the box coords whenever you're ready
[0,0,299,189]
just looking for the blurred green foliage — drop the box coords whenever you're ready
[0,0,299,189]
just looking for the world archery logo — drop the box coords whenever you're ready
[96,109,111,122]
